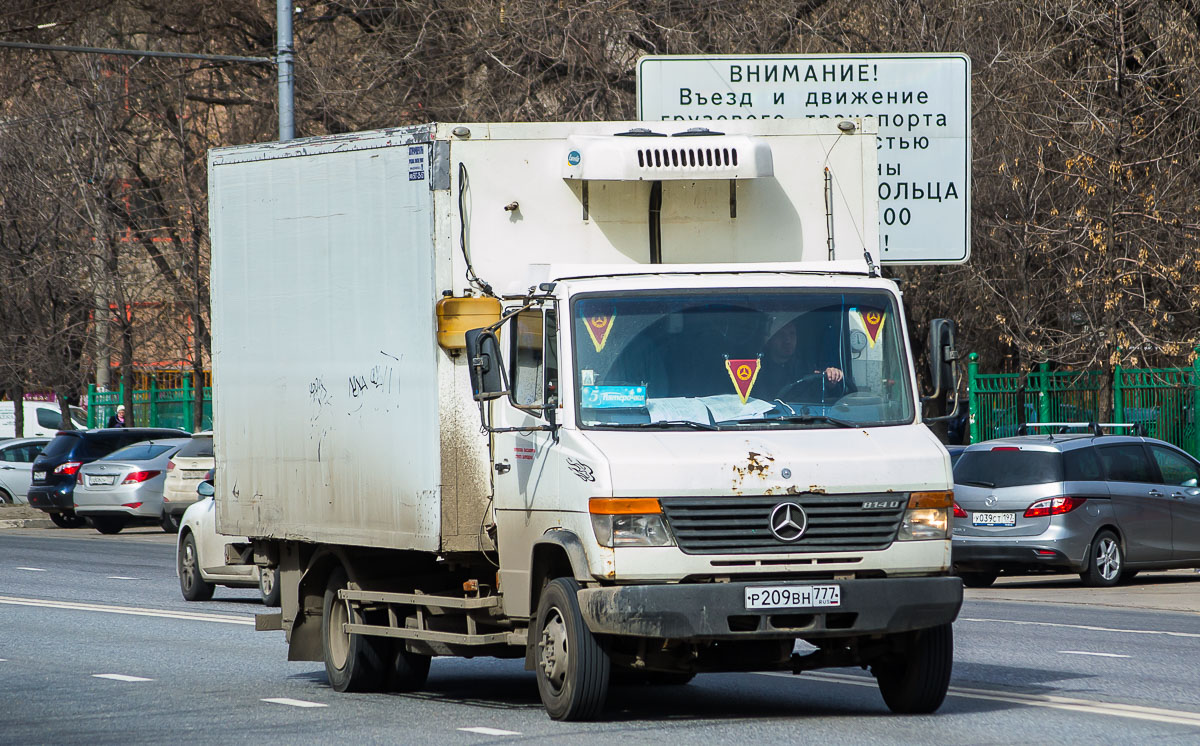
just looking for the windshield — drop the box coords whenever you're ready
[571,288,914,429]
[954,449,1063,488]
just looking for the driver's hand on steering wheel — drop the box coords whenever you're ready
[820,367,844,383]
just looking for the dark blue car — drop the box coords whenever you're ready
[27,427,190,527]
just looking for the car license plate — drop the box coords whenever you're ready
[32,471,45,481]
[972,511,1016,527]
[745,585,841,610]
[88,475,116,486]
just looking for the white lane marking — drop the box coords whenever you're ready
[1060,650,1132,659]
[0,595,254,625]
[961,616,1200,639]
[16,567,46,572]
[761,671,1200,727]
[262,698,328,708]
[93,673,153,682]
[458,727,522,736]
[0,658,7,662]
[106,576,139,580]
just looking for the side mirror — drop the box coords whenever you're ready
[465,328,509,401]
[197,480,215,498]
[928,318,958,398]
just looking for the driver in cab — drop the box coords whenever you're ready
[757,316,844,400]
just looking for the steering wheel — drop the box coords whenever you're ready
[777,371,845,402]
[832,391,884,411]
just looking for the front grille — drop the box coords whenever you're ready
[659,494,906,555]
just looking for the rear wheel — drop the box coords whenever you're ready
[0,488,13,504]
[49,511,87,528]
[1081,530,1123,587]
[178,533,214,601]
[160,511,180,533]
[321,566,387,692]
[386,642,432,692]
[871,623,954,714]
[89,516,125,534]
[533,577,611,721]
[958,571,998,588]
[258,567,281,606]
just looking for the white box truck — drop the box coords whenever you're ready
[207,119,963,720]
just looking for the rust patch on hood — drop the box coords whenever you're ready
[732,450,774,492]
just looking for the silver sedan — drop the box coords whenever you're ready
[73,438,192,534]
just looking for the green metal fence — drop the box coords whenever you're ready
[968,351,1200,457]
[87,381,211,433]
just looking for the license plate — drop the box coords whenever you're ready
[972,511,1015,527]
[32,471,45,481]
[745,584,841,610]
[183,470,209,479]
[88,475,116,486]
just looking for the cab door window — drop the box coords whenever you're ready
[1149,445,1200,487]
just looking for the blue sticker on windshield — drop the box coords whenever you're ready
[581,385,646,409]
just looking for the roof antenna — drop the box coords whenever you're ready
[863,249,878,278]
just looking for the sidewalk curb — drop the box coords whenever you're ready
[0,518,55,529]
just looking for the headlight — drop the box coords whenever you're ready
[897,490,952,541]
[897,508,950,540]
[589,498,676,548]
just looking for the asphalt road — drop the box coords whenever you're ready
[2,526,1200,744]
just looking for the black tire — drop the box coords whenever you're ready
[1119,570,1140,584]
[160,511,180,533]
[386,642,432,693]
[321,566,387,692]
[871,623,954,714]
[258,567,281,607]
[178,532,215,602]
[49,511,87,528]
[1081,530,1123,587]
[533,577,611,721]
[959,571,998,588]
[89,516,125,534]
[0,488,13,504]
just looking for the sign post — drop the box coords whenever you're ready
[637,54,971,265]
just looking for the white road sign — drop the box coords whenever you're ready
[637,54,971,264]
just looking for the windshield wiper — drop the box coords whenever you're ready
[720,414,855,428]
[627,420,718,431]
[959,479,995,488]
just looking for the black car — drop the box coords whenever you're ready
[26,427,190,527]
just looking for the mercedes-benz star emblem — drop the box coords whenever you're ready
[769,502,808,542]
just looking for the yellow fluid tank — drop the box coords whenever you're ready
[436,295,502,350]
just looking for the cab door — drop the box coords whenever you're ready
[1146,444,1200,561]
[492,307,562,615]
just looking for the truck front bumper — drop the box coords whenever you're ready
[577,576,962,640]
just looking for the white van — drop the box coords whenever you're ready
[0,401,88,438]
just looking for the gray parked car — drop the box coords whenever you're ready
[73,438,192,534]
[952,430,1200,587]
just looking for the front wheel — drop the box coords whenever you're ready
[533,577,610,721]
[871,623,953,714]
[178,533,215,602]
[1081,530,1123,587]
[321,566,387,692]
